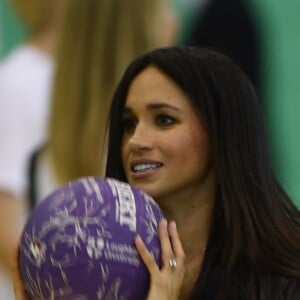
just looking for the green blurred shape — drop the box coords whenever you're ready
[0,0,28,58]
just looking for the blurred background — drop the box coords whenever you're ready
[2,0,299,206]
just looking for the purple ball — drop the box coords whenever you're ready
[19,177,164,299]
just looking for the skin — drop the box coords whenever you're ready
[23,0,68,55]
[12,245,29,300]
[122,66,217,299]
[0,192,26,273]
[153,0,180,47]
[135,219,185,300]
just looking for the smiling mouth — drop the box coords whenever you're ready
[132,163,163,173]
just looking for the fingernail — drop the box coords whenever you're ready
[161,218,167,228]
[171,221,177,231]
[135,235,143,244]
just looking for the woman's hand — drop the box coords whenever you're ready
[135,219,185,300]
[11,244,30,300]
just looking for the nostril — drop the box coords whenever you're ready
[133,145,151,153]
[128,135,150,151]
[139,145,151,151]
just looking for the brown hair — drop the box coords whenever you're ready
[47,0,178,183]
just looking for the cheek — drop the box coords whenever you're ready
[168,127,211,167]
[192,129,212,163]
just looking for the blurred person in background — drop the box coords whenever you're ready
[27,0,179,209]
[0,0,67,298]
[183,0,261,95]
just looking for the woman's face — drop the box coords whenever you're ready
[121,66,214,203]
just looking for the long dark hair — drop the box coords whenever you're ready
[106,46,300,299]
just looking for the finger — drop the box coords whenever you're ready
[11,243,29,300]
[158,219,174,267]
[135,235,159,276]
[168,221,185,262]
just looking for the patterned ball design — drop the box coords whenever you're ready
[19,177,164,299]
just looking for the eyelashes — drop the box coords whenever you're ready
[122,114,178,133]
[155,114,177,127]
[122,117,137,133]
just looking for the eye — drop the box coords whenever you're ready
[155,114,176,127]
[122,117,137,133]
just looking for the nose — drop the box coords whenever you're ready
[127,122,153,152]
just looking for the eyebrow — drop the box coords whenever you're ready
[123,102,181,114]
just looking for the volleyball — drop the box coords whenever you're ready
[19,177,163,299]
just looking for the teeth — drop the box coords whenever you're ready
[133,163,161,172]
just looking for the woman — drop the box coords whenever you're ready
[105,46,300,299]
[14,47,300,299]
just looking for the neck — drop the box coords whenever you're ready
[156,172,216,299]
[158,172,216,259]
[163,192,215,300]
[28,28,59,56]
[165,195,214,262]
[27,1,66,56]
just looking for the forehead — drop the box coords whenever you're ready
[125,66,192,110]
